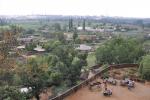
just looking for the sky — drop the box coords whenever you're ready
[0,0,150,18]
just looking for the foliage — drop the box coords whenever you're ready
[139,55,150,80]
[77,52,88,66]
[82,19,85,31]
[73,27,78,41]
[53,23,61,31]
[87,52,96,67]
[19,58,50,100]
[0,26,21,85]
[0,86,26,100]
[69,19,73,31]
[43,40,62,52]
[96,37,145,64]
[24,28,35,34]
[0,18,8,26]
[25,43,36,51]
[47,45,86,86]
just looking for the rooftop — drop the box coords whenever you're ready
[76,44,92,51]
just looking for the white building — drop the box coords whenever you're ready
[76,44,92,52]
[34,45,45,52]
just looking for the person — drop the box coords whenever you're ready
[103,88,112,96]
[107,89,112,95]
[128,80,134,90]
[103,80,107,89]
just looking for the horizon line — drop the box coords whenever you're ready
[0,14,149,19]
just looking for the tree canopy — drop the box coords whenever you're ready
[96,37,145,64]
[139,55,150,80]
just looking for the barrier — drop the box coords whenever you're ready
[50,63,138,100]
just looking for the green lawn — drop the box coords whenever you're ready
[87,52,96,67]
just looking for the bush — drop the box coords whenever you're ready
[139,55,150,80]
[0,86,26,100]
[96,37,144,64]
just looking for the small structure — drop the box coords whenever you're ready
[78,35,97,41]
[64,32,73,40]
[34,45,45,52]
[76,44,92,52]
[17,45,25,49]
[20,87,32,93]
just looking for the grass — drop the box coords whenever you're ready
[87,52,96,68]
[144,40,150,45]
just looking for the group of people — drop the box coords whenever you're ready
[120,78,135,89]
[127,79,135,89]
[103,79,113,96]
[89,78,113,96]
[89,76,136,97]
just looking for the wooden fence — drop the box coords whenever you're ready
[50,63,138,100]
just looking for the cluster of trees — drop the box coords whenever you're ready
[96,37,150,81]
[17,42,87,99]
[25,43,36,51]
[96,37,145,64]
[139,55,150,80]
[0,26,88,99]
[0,18,8,26]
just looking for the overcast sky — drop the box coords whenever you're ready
[0,0,150,18]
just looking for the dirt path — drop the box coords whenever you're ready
[65,82,150,100]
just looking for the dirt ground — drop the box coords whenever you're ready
[65,81,150,100]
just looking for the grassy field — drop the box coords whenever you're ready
[87,52,96,67]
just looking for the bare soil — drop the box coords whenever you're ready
[65,82,150,100]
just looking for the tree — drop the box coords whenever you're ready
[25,43,36,51]
[77,52,88,66]
[10,25,23,35]
[0,27,20,85]
[0,86,26,100]
[82,19,85,31]
[55,32,65,43]
[73,27,78,41]
[49,45,85,86]
[24,29,35,34]
[19,58,50,100]
[53,23,61,31]
[69,19,73,31]
[139,55,150,80]
[43,40,62,52]
[0,26,25,99]
[0,18,7,26]
[96,37,145,64]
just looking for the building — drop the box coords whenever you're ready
[34,45,45,52]
[78,35,97,41]
[64,32,73,40]
[76,44,92,52]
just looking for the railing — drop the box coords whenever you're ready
[50,63,138,100]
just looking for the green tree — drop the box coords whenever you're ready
[0,86,26,100]
[43,40,62,52]
[19,58,49,100]
[83,19,85,31]
[139,55,150,80]
[24,29,35,34]
[53,23,61,31]
[69,19,73,31]
[25,43,36,51]
[96,37,145,64]
[77,52,88,66]
[73,28,78,41]
[0,18,7,26]
[49,45,85,86]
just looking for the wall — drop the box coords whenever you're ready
[50,63,138,100]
